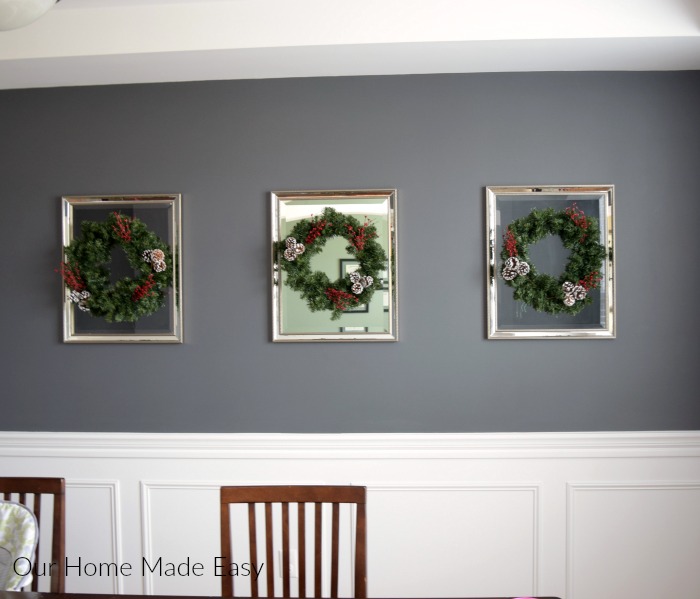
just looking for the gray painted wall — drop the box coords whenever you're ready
[1,72,699,432]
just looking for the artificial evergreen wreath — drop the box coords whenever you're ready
[58,211,173,322]
[500,204,606,315]
[277,207,387,320]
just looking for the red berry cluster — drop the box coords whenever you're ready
[305,219,329,245]
[503,227,518,257]
[57,262,86,292]
[325,288,358,311]
[112,212,133,242]
[579,271,602,291]
[131,274,157,302]
[345,218,377,252]
[565,203,589,242]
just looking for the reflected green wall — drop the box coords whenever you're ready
[280,216,390,334]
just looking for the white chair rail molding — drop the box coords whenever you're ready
[1,430,699,599]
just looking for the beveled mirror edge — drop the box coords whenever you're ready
[485,185,616,340]
[61,194,184,344]
[271,189,398,343]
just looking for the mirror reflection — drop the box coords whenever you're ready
[272,191,397,342]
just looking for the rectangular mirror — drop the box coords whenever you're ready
[486,185,615,339]
[272,189,398,342]
[61,194,183,343]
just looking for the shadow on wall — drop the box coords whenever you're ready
[679,0,700,25]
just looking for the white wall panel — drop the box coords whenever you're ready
[567,483,700,599]
[62,481,122,593]
[1,431,699,599]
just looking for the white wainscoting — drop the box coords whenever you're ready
[1,431,699,599]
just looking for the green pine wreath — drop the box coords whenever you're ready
[58,211,173,322]
[500,204,606,315]
[277,207,387,320]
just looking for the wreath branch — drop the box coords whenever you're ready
[59,212,173,322]
[500,206,606,315]
[277,207,387,320]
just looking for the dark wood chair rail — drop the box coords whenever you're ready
[220,486,367,598]
[0,477,66,593]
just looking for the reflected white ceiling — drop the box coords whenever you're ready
[0,0,698,89]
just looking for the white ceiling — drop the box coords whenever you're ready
[0,0,698,89]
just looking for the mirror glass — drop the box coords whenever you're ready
[62,195,183,343]
[272,190,397,342]
[486,186,615,339]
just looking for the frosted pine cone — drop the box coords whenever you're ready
[294,243,305,255]
[142,250,153,263]
[283,247,297,261]
[150,249,165,262]
[573,285,587,301]
[70,290,91,312]
[505,257,520,270]
[516,261,530,276]
[153,260,167,272]
[563,293,576,306]
[285,237,297,248]
[351,282,364,294]
[562,281,575,293]
[502,268,518,281]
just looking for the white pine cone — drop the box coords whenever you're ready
[563,293,576,306]
[294,243,305,255]
[562,281,575,293]
[151,249,165,262]
[362,276,374,288]
[283,247,297,261]
[517,261,530,276]
[142,250,153,263]
[349,272,361,284]
[153,260,167,272]
[351,282,364,294]
[285,237,297,248]
[69,290,90,311]
[573,285,587,301]
[502,268,518,281]
[504,257,520,270]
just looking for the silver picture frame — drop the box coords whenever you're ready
[61,194,183,343]
[272,189,398,342]
[486,185,615,339]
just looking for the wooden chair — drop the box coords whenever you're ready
[220,486,366,598]
[0,477,65,593]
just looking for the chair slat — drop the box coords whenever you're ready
[330,503,339,598]
[264,503,274,596]
[282,502,290,597]
[354,502,367,598]
[249,503,258,598]
[298,503,306,598]
[314,503,322,597]
[30,493,40,593]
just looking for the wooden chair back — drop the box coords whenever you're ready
[220,485,366,598]
[0,477,65,593]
